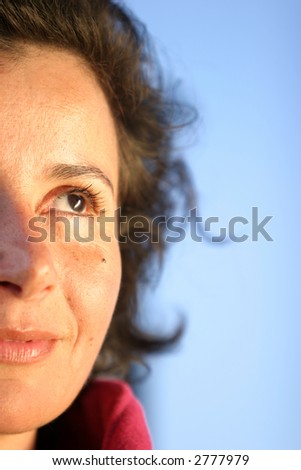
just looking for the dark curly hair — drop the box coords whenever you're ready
[0,0,195,378]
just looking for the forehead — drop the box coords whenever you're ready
[0,46,118,191]
[0,45,112,119]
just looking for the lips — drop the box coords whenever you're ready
[0,328,59,364]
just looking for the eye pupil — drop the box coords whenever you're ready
[67,194,85,212]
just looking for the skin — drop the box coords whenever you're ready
[0,46,121,449]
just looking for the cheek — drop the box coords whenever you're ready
[55,239,121,358]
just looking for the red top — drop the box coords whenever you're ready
[36,379,152,450]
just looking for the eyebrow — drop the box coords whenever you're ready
[45,163,114,194]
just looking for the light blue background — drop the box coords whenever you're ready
[126,0,301,449]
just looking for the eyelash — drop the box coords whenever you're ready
[53,184,104,215]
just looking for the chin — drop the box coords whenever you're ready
[0,378,74,436]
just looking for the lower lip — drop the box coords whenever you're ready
[0,340,56,364]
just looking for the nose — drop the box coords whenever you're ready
[0,233,58,302]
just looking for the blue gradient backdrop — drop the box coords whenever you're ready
[126,0,301,449]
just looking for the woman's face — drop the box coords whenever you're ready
[0,46,121,438]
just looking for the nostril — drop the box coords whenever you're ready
[0,281,22,294]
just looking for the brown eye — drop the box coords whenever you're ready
[67,194,86,213]
[49,185,104,216]
[52,193,87,214]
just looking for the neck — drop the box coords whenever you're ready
[0,430,36,450]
